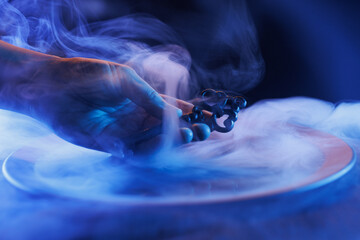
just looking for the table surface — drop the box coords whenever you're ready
[0,157,359,240]
[0,110,359,240]
[0,159,360,239]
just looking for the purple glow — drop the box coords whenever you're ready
[0,0,359,205]
[0,0,359,239]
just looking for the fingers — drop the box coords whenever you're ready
[180,127,193,143]
[159,95,212,141]
[159,94,212,117]
[96,122,210,155]
[131,123,210,149]
[191,123,211,141]
[130,125,209,154]
[119,66,182,119]
[180,124,210,142]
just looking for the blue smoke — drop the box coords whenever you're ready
[0,0,360,239]
[0,0,264,98]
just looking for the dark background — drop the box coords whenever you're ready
[79,0,360,104]
[247,0,360,103]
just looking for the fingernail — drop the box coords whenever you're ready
[164,103,182,117]
[180,128,193,143]
[193,123,211,141]
[176,108,183,117]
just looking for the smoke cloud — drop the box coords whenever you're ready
[0,0,359,238]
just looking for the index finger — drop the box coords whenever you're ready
[118,66,182,118]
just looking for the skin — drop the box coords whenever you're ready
[0,40,211,155]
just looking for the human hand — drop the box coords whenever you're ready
[19,57,210,154]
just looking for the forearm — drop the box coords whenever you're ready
[0,40,60,114]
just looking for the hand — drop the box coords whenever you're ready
[19,57,210,155]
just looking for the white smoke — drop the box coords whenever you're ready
[0,0,357,203]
